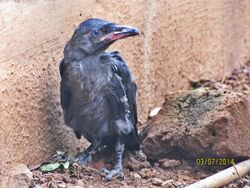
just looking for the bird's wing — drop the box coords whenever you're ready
[59,59,71,111]
[109,51,139,139]
[60,59,81,139]
[110,51,138,126]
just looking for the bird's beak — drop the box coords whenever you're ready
[101,24,140,42]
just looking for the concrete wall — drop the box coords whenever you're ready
[1,0,250,177]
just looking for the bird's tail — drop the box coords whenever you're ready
[124,131,140,151]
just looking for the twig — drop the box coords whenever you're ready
[233,162,242,181]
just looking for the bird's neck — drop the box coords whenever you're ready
[63,41,88,61]
[64,42,107,63]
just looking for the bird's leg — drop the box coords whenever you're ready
[102,139,125,181]
[76,144,95,165]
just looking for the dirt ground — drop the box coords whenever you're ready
[11,62,247,188]
[28,155,250,188]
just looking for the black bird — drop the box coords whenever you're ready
[60,18,140,180]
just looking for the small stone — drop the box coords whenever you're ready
[133,173,142,179]
[162,179,176,188]
[75,180,84,186]
[58,182,67,188]
[10,164,33,179]
[160,159,181,169]
[9,164,33,188]
[151,177,163,186]
[139,168,156,179]
[149,107,162,117]
[125,152,151,171]
[154,162,160,167]
[120,182,129,188]
[68,186,83,188]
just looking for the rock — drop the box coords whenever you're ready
[138,168,156,179]
[75,180,85,186]
[162,179,176,188]
[154,162,160,167]
[120,182,130,188]
[124,152,151,171]
[159,159,181,169]
[0,177,10,188]
[151,177,163,186]
[58,182,67,188]
[161,159,181,169]
[10,164,33,179]
[132,172,142,179]
[141,89,250,161]
[9,164,33,188]
[68,186,84,188]
[149,107,162,118]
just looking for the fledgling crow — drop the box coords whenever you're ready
[60,18,140,180]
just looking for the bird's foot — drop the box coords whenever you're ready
[53,151,71,162]
[101,166,124,181]
[75,153,92,165]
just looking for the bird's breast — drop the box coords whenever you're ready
[66,61,112,95]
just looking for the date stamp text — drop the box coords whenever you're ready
[195,158,235,166]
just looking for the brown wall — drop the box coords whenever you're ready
[1,0,250,177]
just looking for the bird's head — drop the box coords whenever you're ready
[66,18,139,57]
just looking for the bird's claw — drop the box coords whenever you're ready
[101,167,124,181]
[75,153,92,165]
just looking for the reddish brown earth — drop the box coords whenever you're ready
[142,62,250,162]
[2,1,250,176]
[7,154,250,188]
[4,62,249,188]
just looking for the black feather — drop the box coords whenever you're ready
[110,52,139,150]
[60,18,139,151]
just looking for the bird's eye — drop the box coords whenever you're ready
[92,30,101,37]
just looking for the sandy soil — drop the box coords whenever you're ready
[26,62,250,188]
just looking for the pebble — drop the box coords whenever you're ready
[151,177,163,186]
[75,180,85,186]
[133,173,142,179]
[162,179,176,188]
[58,182,67,188]
[160,159,181,169]
[139,168,156,179]
[9,164,33,188]
[68,186,84,188]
